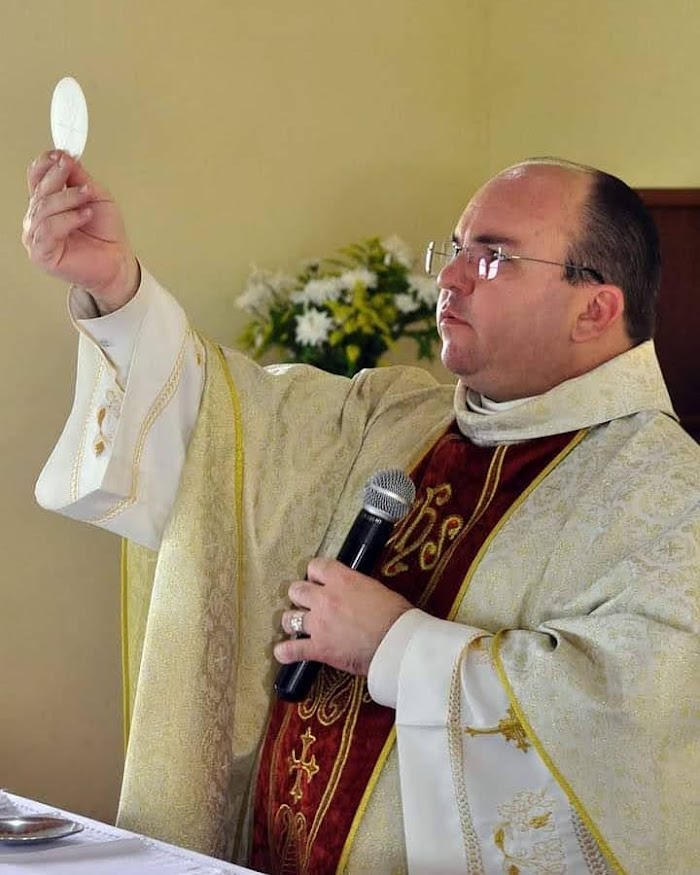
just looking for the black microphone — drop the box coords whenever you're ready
[274,468,416,702]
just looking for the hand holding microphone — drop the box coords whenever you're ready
[274,469,416,701]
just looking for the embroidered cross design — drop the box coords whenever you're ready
[464,705,531,752]
[288,727,320,804]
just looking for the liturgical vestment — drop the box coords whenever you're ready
[36,270,700,875]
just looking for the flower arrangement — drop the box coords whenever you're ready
[236,235,440,377]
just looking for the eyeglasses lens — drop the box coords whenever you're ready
[425,241,501,280]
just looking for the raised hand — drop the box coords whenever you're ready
[22,150,140,314]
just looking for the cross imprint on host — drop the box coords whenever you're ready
[54,95,82,141]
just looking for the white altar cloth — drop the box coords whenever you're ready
[0,792,263,875]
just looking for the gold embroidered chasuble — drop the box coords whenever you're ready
[121,339,700,874]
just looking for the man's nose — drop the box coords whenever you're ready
[437,255,476,294]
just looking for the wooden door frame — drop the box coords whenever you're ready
[637,188,700,441]
[637,188,700,206]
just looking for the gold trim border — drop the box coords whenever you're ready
[449,636,487,873]
[119,339,245,756]
[336,726,398,874]
[90,326,191,525]
[212,340,245,676]
[120,537,130,751]
[447,428,588,621]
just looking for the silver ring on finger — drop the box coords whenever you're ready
[289,611,306,636]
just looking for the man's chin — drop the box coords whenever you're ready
[440,345,478,381]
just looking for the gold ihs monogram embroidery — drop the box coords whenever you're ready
[382,483,464,577]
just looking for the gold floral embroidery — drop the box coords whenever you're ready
[297,666,357,726]
[273,805,309,874]
[464,704,531,752]
[493,789,566,875]
[93,390,121,456]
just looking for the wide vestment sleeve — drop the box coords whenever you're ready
[495,432,700,875]
[118,343,458,862]
[117,337,372,859]
[368,409,699,875]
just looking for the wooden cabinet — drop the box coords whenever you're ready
[637,190,700,442]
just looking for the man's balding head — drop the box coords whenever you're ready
[436,159,658,399]
[504,158,660,343]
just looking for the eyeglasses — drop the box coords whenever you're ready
[424,240,605,285]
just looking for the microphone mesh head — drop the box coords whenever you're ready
[363,469,416,523]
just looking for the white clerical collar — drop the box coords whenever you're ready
[466,387,537,415]
[454,343,675,447]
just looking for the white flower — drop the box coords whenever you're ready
[267,270,296,293]
[237,279,273,313]
[395,293,419,314]
[292,276,344,305]
[339,268,377,290]
[295,308,335,346]
[237,268,294,312]
[408,272,439,306]
[381,235,413,268]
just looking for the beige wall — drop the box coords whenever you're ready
[3,0,700,826]
[486,0,700,185]
[0,1,486,821]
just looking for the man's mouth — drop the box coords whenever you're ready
[439,306,469,326]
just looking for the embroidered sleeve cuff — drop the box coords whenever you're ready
[369,609,487,720]
[69,267,156,386]
[368,608,433,709]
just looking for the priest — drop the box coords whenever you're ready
[23,152,700,874]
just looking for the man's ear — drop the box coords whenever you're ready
[572,285,626,342]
